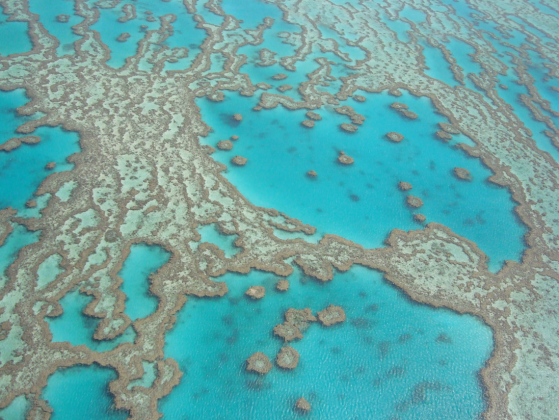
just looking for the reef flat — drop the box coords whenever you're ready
[0,0,558,419]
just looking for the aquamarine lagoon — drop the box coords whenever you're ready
[1,0,558,419]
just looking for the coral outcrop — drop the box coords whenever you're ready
[276,279,290,291]
[117,33,131,42]
[454,167,472,180]
[276,346,300,369]
[295,397,311,412]
[406,196,424,208]
[341,123,357,132]
[306,111,321,120]
[337,152,354,165]
[317,305,346,326]
[386,132,404,142]
[231,156,247,166]
[246,352,272,374]
[245,286,265,299]
[274,322,303,342]
[278,84,292,92]
[398,181,412,191]
[301,120,314,128]
[217,140,233,150]
[414,214,427,223]
[56,14,69,23]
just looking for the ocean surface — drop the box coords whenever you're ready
[1,0,558,418]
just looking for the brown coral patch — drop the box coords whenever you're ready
[217,140,233,150]
[454,167,472,180]
[390,102,408,110]
[306,111,322,120]
[414,214,427,223]
[398,181,412,191]
[406,196,424,208]
[317,305,346,326]
[276,346,300,369]
[276,279,290,291]
[340,123,357,133]
[245,286,265,299]
[231,156,247,166]
[246,352,272,374]
[274,322,303,342]
[386,132,404,143]
[295,397,311,412]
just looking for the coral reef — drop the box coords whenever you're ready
[305,111,321,120]
[217,140,233,150]
[406,196,424,208]
[276,346,299,369]
[337,152,354,165]
[398,181,412,191]
[278,84,292,92]
[414,214,426,223]
[231,156,248,166]
[276,279,290,291]
[301,120,314,128]
[246,352,272,374]
[436,130,452,141]
[340,123,357,132]
[245,286,265,299]
[117,33,131,42]
[317,305,346,326]
[386,132,404,143]
[454,167,472,181]
[274,322,303,342]
[295,397,311,412]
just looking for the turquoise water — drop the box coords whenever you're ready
[0,224,39,290]
[86,0,208,70]
[0,395,29,420]
[198,89,526,271]
[0,89,81,213]
[160,265,493,419]
[28,0,83,56]
[4,0,554,418]
[119,243,171,322]
[191,223,241,258]
[42,364,128,420]
[47,288,136,352]
[0,125,81,212]
[0,6,32,56]
[442,0,559,163]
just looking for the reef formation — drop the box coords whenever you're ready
[0,0,557,419]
